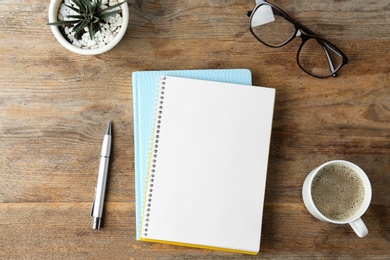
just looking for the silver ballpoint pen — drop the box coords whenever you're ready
[91,121,112,229]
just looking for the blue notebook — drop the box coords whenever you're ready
[132,69,252,240]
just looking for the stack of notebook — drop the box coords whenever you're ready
[132,69,275,255]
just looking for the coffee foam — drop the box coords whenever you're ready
[311,163,365,221]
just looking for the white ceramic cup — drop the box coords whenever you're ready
[302,160,372,238]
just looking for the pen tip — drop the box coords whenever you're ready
[106,121,112,135]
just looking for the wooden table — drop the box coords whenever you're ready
[1,0,389,258]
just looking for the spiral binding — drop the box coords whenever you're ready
[142,76,166,237]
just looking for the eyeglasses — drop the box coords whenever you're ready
[247,0,350,78]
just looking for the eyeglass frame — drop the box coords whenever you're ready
[247,0,350,78]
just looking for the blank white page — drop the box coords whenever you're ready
[140,76,275,254]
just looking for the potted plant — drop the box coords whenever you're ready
[48,0,129,55]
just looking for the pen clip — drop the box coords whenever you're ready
[90,186,96,217]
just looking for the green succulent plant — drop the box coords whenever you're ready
[48,0,126,40]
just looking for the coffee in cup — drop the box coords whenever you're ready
[311,163,365,221]
[302,160,371,238]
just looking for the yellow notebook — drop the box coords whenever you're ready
[140,76,275,255]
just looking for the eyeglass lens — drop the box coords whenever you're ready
[251,4,344,77]
[298,38,344,77]
[250,5,295,47]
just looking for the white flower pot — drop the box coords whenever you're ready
[48,0,129,55]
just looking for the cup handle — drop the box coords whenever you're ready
[349,218,368,238]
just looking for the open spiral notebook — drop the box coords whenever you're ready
[136,75,275,255]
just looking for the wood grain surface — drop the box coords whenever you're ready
[0,0,389,259]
